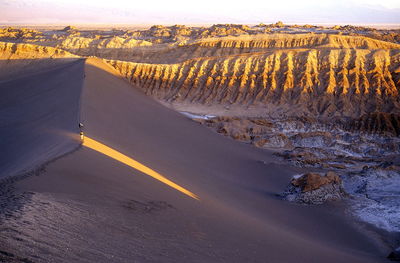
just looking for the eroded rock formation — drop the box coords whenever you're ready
[87,33,400,63]
[0,42,79,79]
[0,41,77,59]
[292,172,342,192]
[56,36,153,57]
[281,172,346,204]
[108,35,400,117]
[347,112,400,136]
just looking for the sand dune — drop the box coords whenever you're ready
[0,49,388,262]
[1,28,398,262]
[0,57,84,179]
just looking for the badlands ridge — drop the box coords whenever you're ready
[1,28,399,120]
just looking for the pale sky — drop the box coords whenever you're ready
[1,0,399,25]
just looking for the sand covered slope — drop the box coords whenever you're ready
[0,42,83,179]
[0,30,398,262]
[0,61,84,179]
[0,56,388,262]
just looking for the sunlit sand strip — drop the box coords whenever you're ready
[82,137,199,200]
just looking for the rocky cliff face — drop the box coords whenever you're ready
[107,36,400,118]
[190,33,400,50]
[67,33,400,63]
[0,42,78,59]
[347,112,400,136]
[57,36,153,57]
[1,33,399,120]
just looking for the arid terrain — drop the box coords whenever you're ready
[1,23,399,262]
[3,24,399,117]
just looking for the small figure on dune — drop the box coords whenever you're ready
[79,122,84,140]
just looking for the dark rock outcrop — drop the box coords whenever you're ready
[292,171,341,192]
[281,172,346,204]
[347,113,400,136]
[388,247,400,261]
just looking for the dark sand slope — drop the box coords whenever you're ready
[0,59,84,179]
[0,58,387,262]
